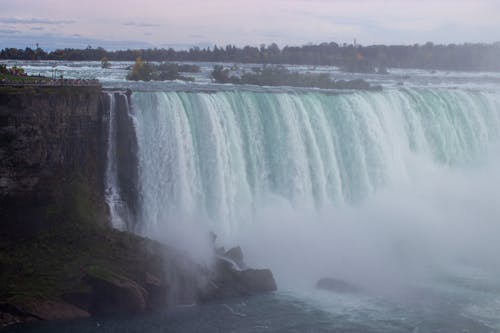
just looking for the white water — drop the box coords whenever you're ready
[105,92,134,230]
[106,86,500,330]
[130,88,500,238]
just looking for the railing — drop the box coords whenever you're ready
[0,79,101,87]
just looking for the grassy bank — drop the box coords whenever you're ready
[0,174,164,304]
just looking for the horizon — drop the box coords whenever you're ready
[2,40,500,53]
[1,0,499,51]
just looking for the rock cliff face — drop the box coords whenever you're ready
[0,86,108,236]
[104,91,139,230]
[0,85,276,328]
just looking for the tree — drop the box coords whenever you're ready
[101,57,111,69]
[126,57,153,81]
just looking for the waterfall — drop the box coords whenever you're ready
[125,88,500,240]
[105,92,138,230]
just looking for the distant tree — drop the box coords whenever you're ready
[211,64,380,90]
[2,41,500,71]
[101,57,111,69]
[126,57,153,81]
[126,60,196,81]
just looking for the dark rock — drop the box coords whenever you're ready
[62,291,93,312]
[144,272,168,310]
[84,266,148,315]
[19,300,90,320]
[0,303,39,328]
[114,92,139,229]
[0,86,108,237]
[316,277,363,294]
[200,256,277,301]
[0,300,89,328]
[223,246,245,269]
[238,269,277,294]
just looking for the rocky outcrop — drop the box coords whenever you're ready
[201,247,277,301]
[1,300,89,327]
[84,266,147,315]
[0,220,277,328]
[223,246,246,269]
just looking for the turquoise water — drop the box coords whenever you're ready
[128,88,500,238]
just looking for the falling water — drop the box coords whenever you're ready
[128,88,500,240]
[104,92,134,230]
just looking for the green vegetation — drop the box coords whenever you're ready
[0,73,49,83]
[1,64,25,75]
[101,57,111,69]
[126,58,199,81]
[0,174,160,304]
[0,221,163,303]
[0,64,50,83]
[211,65,381,91]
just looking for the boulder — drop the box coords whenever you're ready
[238,269,277,294]
[0,300,89,328]
[201,256,277,301]
[223,246,245,269]
[84,266,148,315]
[316,277,363,294]
[18,300,90,320]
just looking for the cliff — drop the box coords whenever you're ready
[0,85,108,237]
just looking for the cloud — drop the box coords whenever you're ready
[1,0,499,48]
[0,17,75,25]
[123,21,160,27]
[0,29,20,34]
[0,32,155,51]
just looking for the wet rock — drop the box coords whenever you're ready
[0,300,89,328]
[223,246,245,269]
[201,254,277,301]
[114,92,139,229]
[19,300,90,320]
[85,266,148,315]
[144,272,168,310]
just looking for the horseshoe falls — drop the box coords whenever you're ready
[128,88,500,239]
[101,85,500,332]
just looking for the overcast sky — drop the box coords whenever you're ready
[1,0,499,50]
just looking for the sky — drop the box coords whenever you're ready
[0,0,499,50]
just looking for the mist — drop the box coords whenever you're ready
[236,147,500,295]
[127,89,500,297]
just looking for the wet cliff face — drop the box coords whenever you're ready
[0,86,108,236]
[111,92,139,230]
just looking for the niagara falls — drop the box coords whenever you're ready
[2,1,500,332]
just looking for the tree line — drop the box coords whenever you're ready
[211,65,381,91]
[1,41,500,72]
